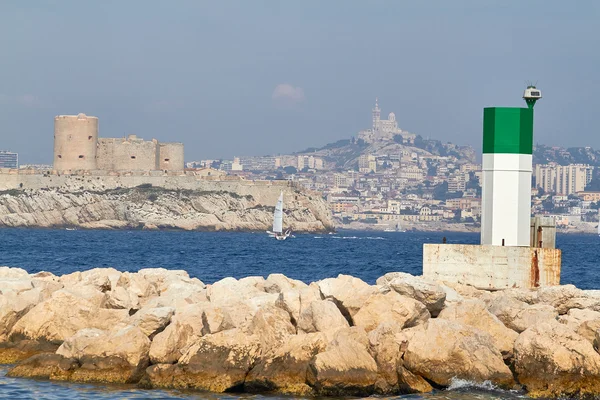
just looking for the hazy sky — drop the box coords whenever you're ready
[1,1,599,164]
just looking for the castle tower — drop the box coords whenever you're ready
[53,113,99,171]
[372,98,381,133]
[480,86,541,246]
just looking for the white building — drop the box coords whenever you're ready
[448,173,467,193]
[358,99,416,144]
[359,154,377,173]
[535,163,594,195]
[297,155,324,170]
[399,165,424,181]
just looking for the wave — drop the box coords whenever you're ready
[447,379,498,391]
[446,378,525,398]
[331,236,385,240]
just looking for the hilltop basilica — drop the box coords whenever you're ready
[357,99,416,145]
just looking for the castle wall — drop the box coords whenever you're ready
[97,136,158,171]
[0,172,292,203]
[96,138,115,171]
[158,143,184,171]
[53,114,98,171]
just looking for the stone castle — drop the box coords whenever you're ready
[53,113,184,173]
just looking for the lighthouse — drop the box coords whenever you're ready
[480,86,542,246]
[424,85,560,290]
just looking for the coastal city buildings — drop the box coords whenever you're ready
[5,103,599,232]
[0,151,18,169]
[534,163,594,195]
[200,141,600,231]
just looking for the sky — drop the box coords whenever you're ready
[1,1,599,164]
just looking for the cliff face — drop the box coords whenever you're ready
[0,185,334,232]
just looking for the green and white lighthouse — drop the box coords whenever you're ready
[481,86,541,246]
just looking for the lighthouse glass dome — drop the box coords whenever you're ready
[523,86,542,99]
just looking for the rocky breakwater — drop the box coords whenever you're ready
[0,184,333,232]
[5,268,600,397]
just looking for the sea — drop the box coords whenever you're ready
[0,228,598,399]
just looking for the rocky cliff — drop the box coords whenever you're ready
[4,267,600,398]
[0,185,334,232]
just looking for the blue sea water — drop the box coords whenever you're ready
[0,228,597,399]
[0,229,597,287]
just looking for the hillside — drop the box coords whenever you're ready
[296,135,477,169]
[533,145,600,166]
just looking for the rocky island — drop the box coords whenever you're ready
[3,266,600,398]
[0,177,333,232]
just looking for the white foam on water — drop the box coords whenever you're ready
[331,236,385,240]
[447,378,497,391]
[446,378,527,398]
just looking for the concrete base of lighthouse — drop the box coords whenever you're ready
[423,244,561,290]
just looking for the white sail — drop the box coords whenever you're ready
[273,192,284,234]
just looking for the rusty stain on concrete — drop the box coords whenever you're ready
[531,249,540,288]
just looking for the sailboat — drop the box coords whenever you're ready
[266,191,292,241]
[598,222,600,237]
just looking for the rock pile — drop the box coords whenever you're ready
[3,266,600,398]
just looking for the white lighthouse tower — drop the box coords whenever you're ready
[480,86,542,246]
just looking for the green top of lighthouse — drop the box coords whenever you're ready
[523,85,542,110]
[482,85,541,154]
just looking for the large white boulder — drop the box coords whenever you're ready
[0,278,34,295]
[245,332,327,395]
[403,319,514,387]
[0,267,29,279]
[275,284,321,325]
[207,277,266,306]
[149,303,206,364]
[317,274,378,319]
[80,267,122,292]
[131,307,175,338]
[10,290,129,342]
[438,299,518,358]
[536,284,587,315]
[488,294,558,333]
[385,273,446,316]
[353,291,429,333]
[297,300,349,334]
[115,272,158,303]
[0,288,43,341]
[514,320,600,398]
[57,325,150,367]
[247,304,296,351]
[264,273,307,293]
[367,322,432,394]
[307,327,378,396]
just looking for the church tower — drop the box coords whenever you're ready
[372,98,381,134]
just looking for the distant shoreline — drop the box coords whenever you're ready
[335,221,599,236]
